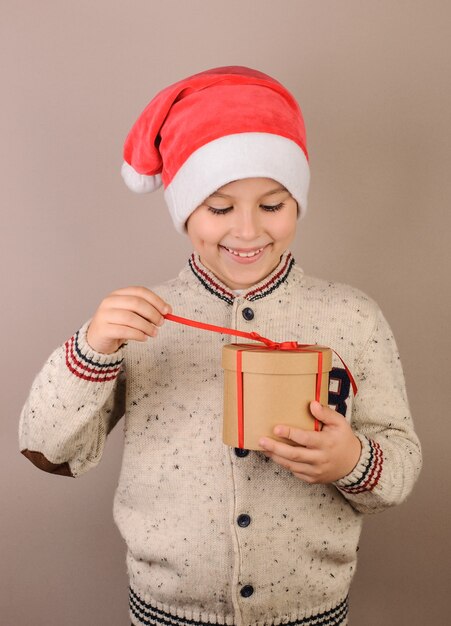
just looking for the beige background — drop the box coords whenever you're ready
[2,1,450,624]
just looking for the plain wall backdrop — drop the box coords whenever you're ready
[2,1,450,624]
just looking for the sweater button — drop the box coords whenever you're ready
[242,307,254,321]
[240,585,254,598]
[234,448,249,457]
[237,514,251,527]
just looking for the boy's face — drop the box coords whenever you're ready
[186,177,298,290]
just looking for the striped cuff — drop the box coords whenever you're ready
[64,321,124,382]
[334,435,383,494]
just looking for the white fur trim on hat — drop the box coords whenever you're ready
[121,161,163,194]
[164,133,310,234]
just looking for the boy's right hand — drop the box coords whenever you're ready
[86,287,172,354]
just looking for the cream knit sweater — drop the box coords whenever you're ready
[19,252,422,626]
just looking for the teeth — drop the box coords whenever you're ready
[225,247,264,258]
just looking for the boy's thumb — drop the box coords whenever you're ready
[309,400,340,426]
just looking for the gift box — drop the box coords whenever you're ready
[222,343,332,450]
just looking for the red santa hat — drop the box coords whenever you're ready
[121,66,310,234]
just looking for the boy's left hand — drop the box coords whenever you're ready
[258,401,362,484]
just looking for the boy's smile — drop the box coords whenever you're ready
[186,178,298,290]
[220,244,268,263]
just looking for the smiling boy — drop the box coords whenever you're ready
[20,66,421,626]
[187,178,297,290]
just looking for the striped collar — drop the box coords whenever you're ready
[188,251,295,305]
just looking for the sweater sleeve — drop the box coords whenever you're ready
[19,321,126,477]
[333,304,422,514]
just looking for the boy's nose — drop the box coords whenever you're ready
[232,209,261,240]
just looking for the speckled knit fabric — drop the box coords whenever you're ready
[19,252,421,626]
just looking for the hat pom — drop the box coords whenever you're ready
[121,161,162,194]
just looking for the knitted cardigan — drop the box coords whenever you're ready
[19,252,422,626]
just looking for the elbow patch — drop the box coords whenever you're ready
[21,449,73,477]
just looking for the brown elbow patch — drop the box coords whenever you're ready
[21,449,73,477]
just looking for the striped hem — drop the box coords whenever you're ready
[130,588,348,626]
[338,438,383,494]
[188,252,295,305]
[64,331,123,382]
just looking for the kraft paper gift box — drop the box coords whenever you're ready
[222,343,332,450]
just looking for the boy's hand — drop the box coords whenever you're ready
[86,287,172,354]
[258,401,362,484]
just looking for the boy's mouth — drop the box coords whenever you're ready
[224,246,264,258]
[220,244,269,263]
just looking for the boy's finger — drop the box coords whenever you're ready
[309,401,344,426]
[264,452,318,478]
[258,435,319,462]
[110,286,172,315]
[106,297,165,328]
[107,309,160,338]
[270,424,321,448]
[107,294,171,325]
[106,323,157,342]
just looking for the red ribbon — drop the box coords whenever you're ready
[164,313,357,448]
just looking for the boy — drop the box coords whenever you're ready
[20,66,421,626]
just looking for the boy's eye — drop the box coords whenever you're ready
[208,206,233,215]
[261,202,285,212]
